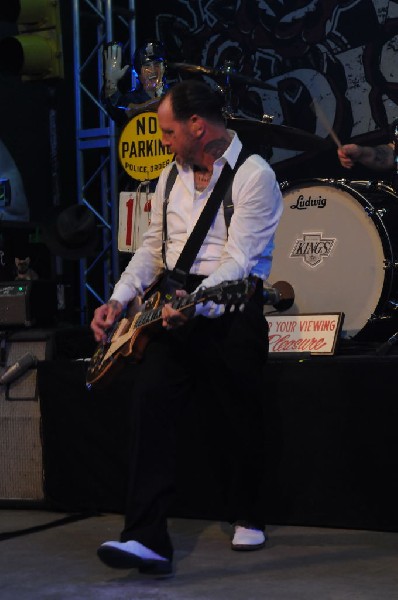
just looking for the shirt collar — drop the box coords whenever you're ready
[176,129,243,175]
[220,129,243,168]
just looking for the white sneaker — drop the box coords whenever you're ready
[97,540,173,576]
[231,525,267,551]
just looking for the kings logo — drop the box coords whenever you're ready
[290,233,335,267]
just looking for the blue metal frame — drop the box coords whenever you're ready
[72,0,136,322]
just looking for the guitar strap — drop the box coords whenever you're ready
[161,163,178,267]
[162,147,251,291]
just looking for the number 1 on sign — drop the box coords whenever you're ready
[118,192,152,253]
[125,197,134,247]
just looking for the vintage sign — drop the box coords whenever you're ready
[118,111,174,181]
[267,313,344,355]
[118,190,152,253]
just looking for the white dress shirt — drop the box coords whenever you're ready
[111,131,283,308]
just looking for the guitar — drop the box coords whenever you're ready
[86,277,257,390]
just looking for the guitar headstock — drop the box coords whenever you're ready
[195,276,257,310]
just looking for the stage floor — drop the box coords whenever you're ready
[1,328,398,596]
[1,509,398,599]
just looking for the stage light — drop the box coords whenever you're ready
[0,0,63,80]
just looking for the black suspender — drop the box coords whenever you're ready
[222,148,251,228]
[161,163,178,266]
[161,148,251,289]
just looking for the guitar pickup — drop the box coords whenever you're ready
[112,317,131,339]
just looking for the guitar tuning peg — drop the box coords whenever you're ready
[239,303,245,312]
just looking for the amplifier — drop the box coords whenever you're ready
[0,330,54,503]
[0,281,57,327]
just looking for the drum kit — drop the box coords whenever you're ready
[167,62,398,345]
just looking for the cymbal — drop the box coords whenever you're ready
[226,116,329,151]
[168,62,277,91]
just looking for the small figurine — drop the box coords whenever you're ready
[14,257,38,280]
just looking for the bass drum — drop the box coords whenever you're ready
[265,179,398,340]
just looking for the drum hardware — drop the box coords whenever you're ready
[376,330,398,355]
[168,61,278,91]
[280,176,330,191]
[362,204,387,218]
[355,179,378,190]
[387,299,398,309]
[376,208,387,218]
[393,121,398,193]
[279,180,289,191]
[383,259,394,270]
[217,60,236,116]
[343,179,396,197]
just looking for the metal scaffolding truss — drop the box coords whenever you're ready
[72,0,136,321]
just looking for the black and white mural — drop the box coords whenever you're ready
[135,0,398,179]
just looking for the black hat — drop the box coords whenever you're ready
[133,40,166,73]
[41,205,99,260]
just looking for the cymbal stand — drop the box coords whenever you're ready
[376,330,398,355]
[219,60,236,117]
[0,330,8,368]
[393,122,398,193]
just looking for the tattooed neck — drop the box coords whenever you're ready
[204,136,230,160]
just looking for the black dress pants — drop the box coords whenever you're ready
[120,283,269,560]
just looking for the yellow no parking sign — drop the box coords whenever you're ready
[118,111,174,181]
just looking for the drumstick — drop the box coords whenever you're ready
[310,100,342,148]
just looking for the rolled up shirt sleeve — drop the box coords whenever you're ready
[109,168,171,307]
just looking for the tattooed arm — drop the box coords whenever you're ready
[338,142,394,171]
[91,299,123,343]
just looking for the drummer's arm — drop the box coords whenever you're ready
[338,142,394,170]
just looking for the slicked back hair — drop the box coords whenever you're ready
[162,79,225,125]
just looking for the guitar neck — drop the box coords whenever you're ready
[136,292,200,328]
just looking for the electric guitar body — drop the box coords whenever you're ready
[86,278,256,390]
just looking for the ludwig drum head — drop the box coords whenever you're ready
[265,179,397,339]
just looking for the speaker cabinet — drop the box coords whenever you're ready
[0,330,53,503]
